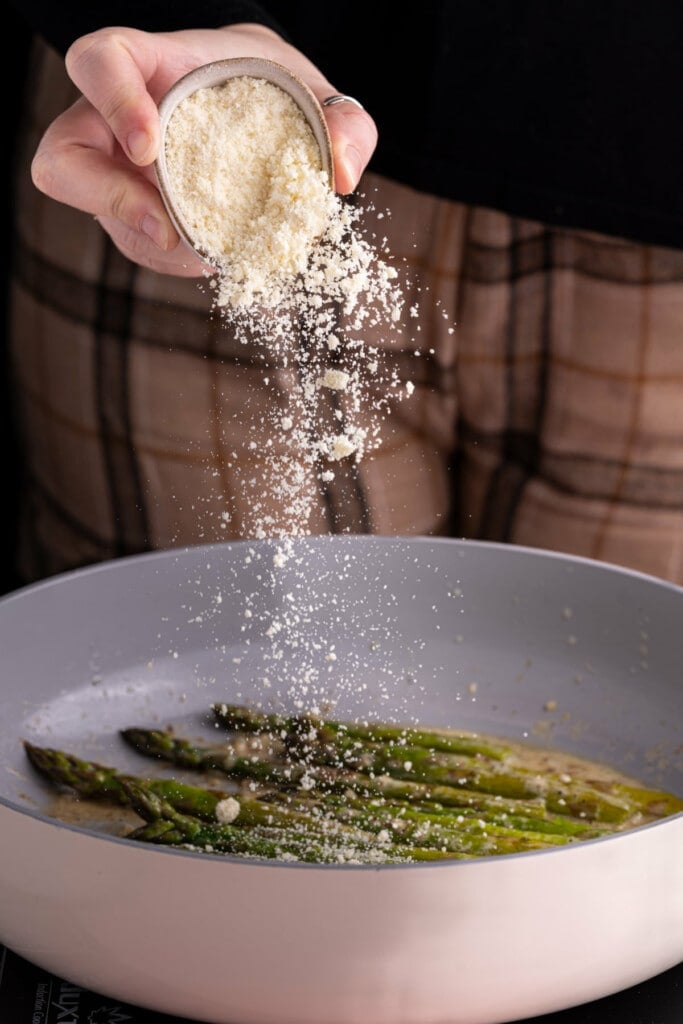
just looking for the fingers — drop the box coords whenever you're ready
[98,215,207,276]
[321,99,378,194]
[39,29,190,268]
[225,25,379,194]
[302,79,377,194]
[31,97,179,251]
[65,27,161,166]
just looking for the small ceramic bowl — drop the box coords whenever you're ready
[155,57,335,259]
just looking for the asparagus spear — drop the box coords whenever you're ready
[211,704,642,823]
[25,743,420,862]
[611,782,683,820]
[327,744,635,823]
[123,727,520,806]
[270,791,576,851]
[24,742,336,831]
[280,790,609,842]
[121,781,454,863]
[26,731,679,862]
[121,727,294,785]
[26,740,607,854]
[28,740,608,856]
[124,726,636,824]
[24,742,226,821]
[212,702,510,760]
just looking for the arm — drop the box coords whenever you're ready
[29,21,377,276]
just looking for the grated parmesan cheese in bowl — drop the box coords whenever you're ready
[164,75,336,309]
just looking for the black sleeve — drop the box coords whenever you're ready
[15,1,285,55]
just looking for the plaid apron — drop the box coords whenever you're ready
[10,42,683,583]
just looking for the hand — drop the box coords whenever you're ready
[31,24,378,276]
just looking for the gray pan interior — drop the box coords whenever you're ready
[1,536,681,820]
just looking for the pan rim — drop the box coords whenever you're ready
[2,535,682,611]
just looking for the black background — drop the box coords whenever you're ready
[1,5,30,596]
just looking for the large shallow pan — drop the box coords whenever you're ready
[0,537,681,1024]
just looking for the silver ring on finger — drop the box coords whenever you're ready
[323,94,365,111]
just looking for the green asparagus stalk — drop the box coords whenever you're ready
[330,744,635,823]
[281,790,609,842]
[26,740,608,853]
[121,727,293,785]
[24,742,227,821]
[24,748,408,863]
[211,704,643,823]
[125,725,635,824]
[26,729,680,863]
[123,727,520,807]
[28,739,610,855]
[24,741,336,831]
[612,782,683,820]
[121,781,453,863]
[270,791,575,851]
[212,702,510,760]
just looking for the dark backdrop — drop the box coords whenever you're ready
[2,9,31,595]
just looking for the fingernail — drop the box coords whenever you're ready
[343,145,363,188]
[127,129,152,164]
[141,214,169,250]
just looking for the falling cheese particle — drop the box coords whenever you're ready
[319,369,350,391]
[328,436,356,461]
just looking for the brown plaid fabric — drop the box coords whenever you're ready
[9,42,683,584]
